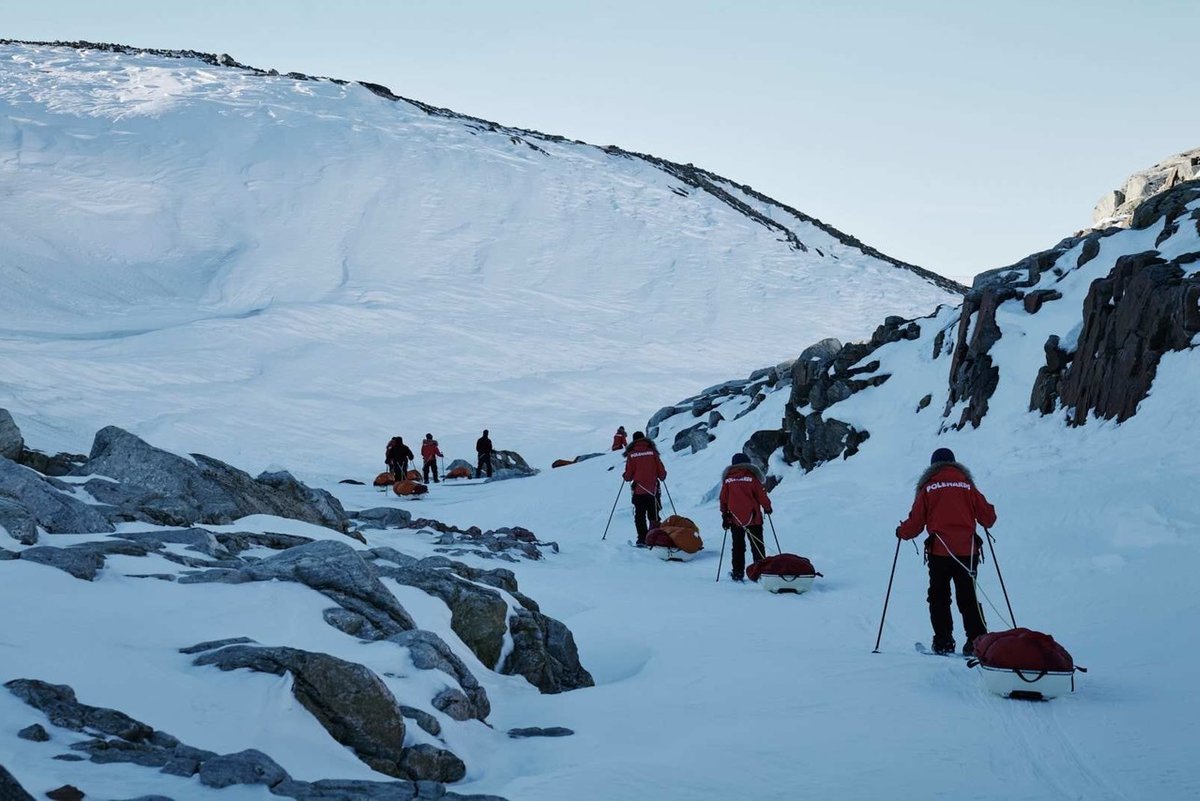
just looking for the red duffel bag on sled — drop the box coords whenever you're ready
[747,554,822,595]
[968,628,1085,700]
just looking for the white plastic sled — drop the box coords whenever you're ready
[650,545,700,562]
[972,662,1079,700]
[759,573,816,594]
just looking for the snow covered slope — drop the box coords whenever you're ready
[0,42,958,475]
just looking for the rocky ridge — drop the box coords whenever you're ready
[647,178,1200,480]
[0,417,591,798]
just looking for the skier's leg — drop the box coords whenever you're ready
[927,556,955,651]
[747,524,767,563]
[730,526,747,579]
[952,556,988,648]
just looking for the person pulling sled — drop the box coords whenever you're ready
[421,433,443,483]
[622,431,666,547]
[719,453,772,581]
[896,447,997,655]
[385,436,414,480]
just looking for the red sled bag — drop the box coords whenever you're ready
[747,554,822,582]
[645,528,675,549]
[968,627,1085,699]
[971,628,1074,671]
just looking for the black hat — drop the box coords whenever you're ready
[632,431,645,441]
[930,447,955,465]
[483,429,489,435]
[731,453,751,466]
[425,433,432,439]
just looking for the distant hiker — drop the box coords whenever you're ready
[719,453,772,581]
[385,436,414,478]
[622,431,667,546]
[421,433,443,484]
[475,429,494,479]
[896,447,997,656]
[612,426,628,451]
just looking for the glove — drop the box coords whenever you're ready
[895,524,905,539]
[763,506,773,516]
[721,511,733,530]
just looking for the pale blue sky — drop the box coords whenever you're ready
[4,0,1198,278]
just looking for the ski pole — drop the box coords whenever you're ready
[715,526,729,582]
[872,538,902,653]
[766,513,783,554]
[662,480,678,516]
[984,527,1016,627]
[601,479,626,540]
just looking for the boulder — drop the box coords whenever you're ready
[77,426,348,530]
[484,450,538,480]
[0,496,38,545]
[671,422,712,454]
[18,545,107,580]
[0,764,34,801]
[507,726,574,738]
[198,749,288,789]
[503,608,595,694]
[17,723,49,741]
[179,540,416,637]
[0,409,22,460]
[355,507,414,530]
[15,449,85,478]
[0,459,114,534]
[5,679,154,741]
[194,645,420,780]
[388,630,490,720]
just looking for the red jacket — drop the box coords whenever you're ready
[612,431,628,451]
[897,463,996,557]
[623,439,666,495]
[719,465,772,526]
[421,439,442,462]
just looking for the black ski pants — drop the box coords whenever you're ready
[476,453,492,479]
[423,459,439,483]
[927,553,987,648]
[730,525,767,579]
[631,492,661,545]
[387,459,410,478]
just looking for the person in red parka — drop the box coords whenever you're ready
[611,426,628,451]
[719,453,773,581]
[420,433,443,484]
[896,447,997,655]
[622,431,666,546]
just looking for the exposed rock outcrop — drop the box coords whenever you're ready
[5,677,501,799]
[78,426,348,530]
[1093,148,1200,228]
[0,458,114,534]
[192,643,464,782]
[0,409,22,460]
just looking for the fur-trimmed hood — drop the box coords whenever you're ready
[914,461,975,497]
[624,438,659,456]
[722,463,766,483]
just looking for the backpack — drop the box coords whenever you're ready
[747,554,821,582]
[446,466,473,479]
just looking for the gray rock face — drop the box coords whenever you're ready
[18,723,50,741]
[180,540,415,636]
[354,507,414,530]
[484,450,538,480]
[1092,149,1200,227]
[194,644,421,779]
[78,426,348,530]
[388,630,490,721]
[942,289,1012,430]
[396,744,465,784]
[18,545,107,580]
[0,458,115,534]
[672,422,712,454]
[0,496,38,545]
[5,679,155,741]
[0,409,22,460]
[0,764,34,801]
[198,749,288,789]
[1057,251,1200,424]
[503,608,595,694]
